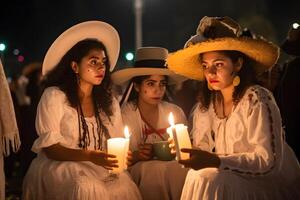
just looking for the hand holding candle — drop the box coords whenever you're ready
[106,126,131,173]
[167,112,192,160]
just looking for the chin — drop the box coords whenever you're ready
[94,80,103,85]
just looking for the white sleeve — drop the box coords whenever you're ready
[32,87,66,153]
[191,104,215,152]
[219,87,282,176]
[173,105,188,125]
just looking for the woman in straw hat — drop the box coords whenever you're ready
[167,16,300,200]
[22,21,141,200]
[111,47,189,200]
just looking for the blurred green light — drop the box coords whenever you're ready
[0,43,6,51]
[125,52,134,61]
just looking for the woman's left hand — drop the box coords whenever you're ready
[178,148,220,170]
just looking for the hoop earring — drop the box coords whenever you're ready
[207,83,213,91]
[233,76,240,87]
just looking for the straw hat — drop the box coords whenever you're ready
[281,23,300,56]
[167,16,279,80]
[42,21,120,75]
[111,47,185,85]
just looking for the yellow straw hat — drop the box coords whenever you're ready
[167,16,279,80]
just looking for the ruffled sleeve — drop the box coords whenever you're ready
[191,103,215,152]
[32,87,66,153]
[219,86,283,176]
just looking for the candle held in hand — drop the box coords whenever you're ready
[107,138,127,173]
[167,112,192,160]
[124,126,131,170]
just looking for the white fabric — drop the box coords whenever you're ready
[0,59,20,200]
[182,85,300,200]
[122,101,187,151]
[22,87,142,200]
[122,101,189,200]
[0,59,20,155]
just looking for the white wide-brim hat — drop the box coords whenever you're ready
[42,20,120,75]
[111,47,186,85]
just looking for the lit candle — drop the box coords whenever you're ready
[107,137,127,173]
[167,112,192,160]
[124,126,131,170]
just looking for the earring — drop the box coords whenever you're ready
[207,83,213,91]
[233,76,240,87]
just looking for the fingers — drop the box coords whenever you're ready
[139,143,152,151]
[105,153,117,158]
[181,148,198,154]
[178,159,192,168]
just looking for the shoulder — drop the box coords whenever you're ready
[160,101,184,112]
[40,86,66,103]
[121,101,137,114]
[242,85,275,106]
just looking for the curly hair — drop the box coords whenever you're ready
[43,39,113,149]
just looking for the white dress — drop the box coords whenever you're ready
[122,101,189,200]
[181,85,300,200]
[22,87,142,200]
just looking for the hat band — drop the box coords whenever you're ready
[134,59,167,68]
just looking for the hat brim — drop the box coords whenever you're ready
[42,21,120,75]
[167,37,279,80]
[111,67,186,85]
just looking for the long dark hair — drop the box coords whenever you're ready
[198,50,258,111]
[43,39,113,149]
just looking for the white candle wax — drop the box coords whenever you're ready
[124,126,131,170]
[167,113,192,160]
[107,138,126,173]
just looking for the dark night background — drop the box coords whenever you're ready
[0,0,299,76]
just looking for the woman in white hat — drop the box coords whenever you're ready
[22,21,141,200]
[111,47,189,200]
[167,16,300,200]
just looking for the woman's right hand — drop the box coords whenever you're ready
[137,143,153,161]
[88,150,118,170]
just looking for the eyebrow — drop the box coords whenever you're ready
[88,56,107,61]
[145,79,166,82]
[202,58,225,63]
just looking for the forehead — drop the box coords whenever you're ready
[201,51,228,61]
[143,75,166,82]
[85,49,106,58]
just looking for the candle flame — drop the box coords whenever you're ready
[124,126,130,139]
[168,112,175,126]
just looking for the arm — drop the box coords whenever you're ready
[44,143,118,170]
